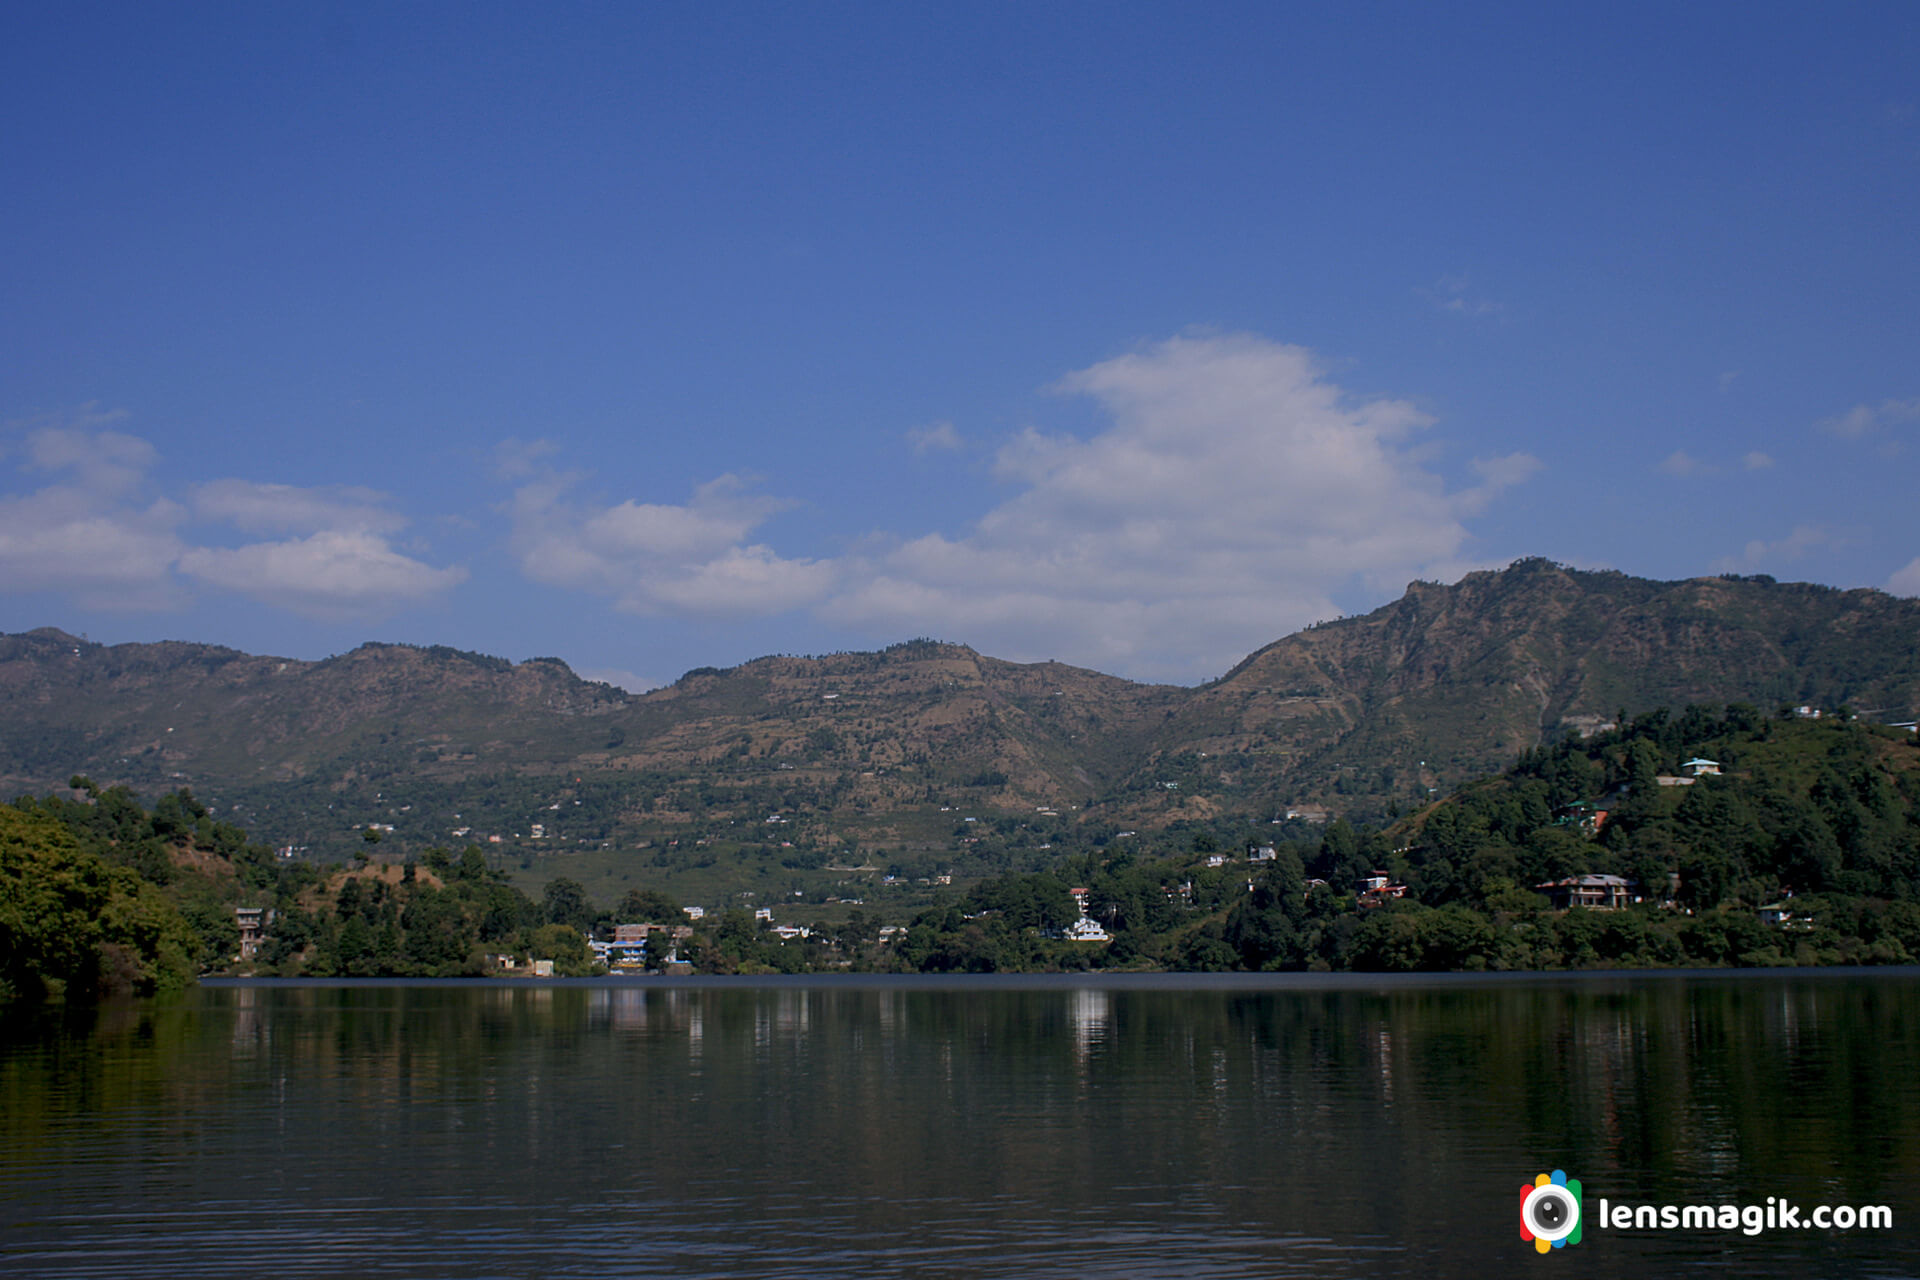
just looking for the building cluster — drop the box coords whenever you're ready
[587,921,695,972]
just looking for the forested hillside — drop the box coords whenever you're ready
[904,706,1920,973]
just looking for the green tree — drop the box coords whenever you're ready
[543,877,592,928]
[616,887,682,923]
[0,804,196,1002]
[528,922,593,975]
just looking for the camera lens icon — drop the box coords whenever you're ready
[1519,1171,1583,1253]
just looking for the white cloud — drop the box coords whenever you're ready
[0,418,186,608]
[1426,274,1503,317]
[26,422,155,495]
[510,472,834,618]
[1890,557,1920,598]
[492,437,561,481]
[824,332,1537,682]
[1,411,463,618]
[177,529,468,619]
[907,421,964,454]
[191,478,408,536]
[0,489,188,609]
[1470,451,1544,495]
[1659,450,1709,477]
[1712,524,1840,574]
[1657,449,1774,476]
[583,479,787,559]
[1819,398,1920,439]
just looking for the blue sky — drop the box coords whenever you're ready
[4,3,1916,688]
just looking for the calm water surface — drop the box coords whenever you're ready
[3,971,1918,1278]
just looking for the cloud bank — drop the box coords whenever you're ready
[1819,398,1920,440]
[1712,524,1842,575]
[826,333,1536,680]
[502,334,1539,682]
[508,472,835,618]
[0,418,465,617]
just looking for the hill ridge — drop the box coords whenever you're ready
[4,563,1917,870]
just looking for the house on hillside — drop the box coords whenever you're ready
[589,936,649,970]
[1357,872,1407,909]
[1553,799,1615,837]
[1536,874,1631,911]
[1058,886,1111,942]
[233,906,274,960]
[1682,758,1721,777]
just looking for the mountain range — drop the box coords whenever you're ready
[4,559,1917,881]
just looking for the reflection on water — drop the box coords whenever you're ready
[3,973,1919,1278]
[1068,987,1109,1064]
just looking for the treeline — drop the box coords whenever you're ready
[1,779,261,1002]
[0,781,600,996]
[0,778,899,989]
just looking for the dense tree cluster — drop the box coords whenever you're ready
[0,796,200,1001]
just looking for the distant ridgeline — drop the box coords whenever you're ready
[4,705,1919,994]
[3,562,1919,878]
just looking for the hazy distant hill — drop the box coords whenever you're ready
[4,561,1917,874]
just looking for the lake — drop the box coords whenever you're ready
[3,971,1917,1277]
